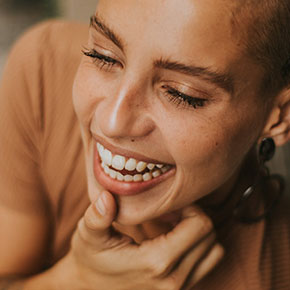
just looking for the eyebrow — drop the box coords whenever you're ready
[90,14,234,94]
[90,14,124,51]
[154,59,234,94]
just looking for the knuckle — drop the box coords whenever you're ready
[147,255,171,277]
[77,217,85,232]
[199,216,214,235]
[212,243,225,261]
[152,261,168,277]
[77,218,87,238]
[75,218,93,245]
[160,277,180,290]
[84,210,98,231]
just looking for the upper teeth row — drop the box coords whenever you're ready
[96,142,165,172]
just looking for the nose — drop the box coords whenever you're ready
[97,76,155,140]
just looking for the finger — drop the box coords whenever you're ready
[183,243,224,289]
[77,191,121,249]
[170,231,216,277]
[140,206,214,274]
[154,231,216,280]
[167,205,214,248]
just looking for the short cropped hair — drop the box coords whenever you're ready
[231,0,290,95]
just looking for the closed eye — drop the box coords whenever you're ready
[162,85,208,109]
[82,48,120,70]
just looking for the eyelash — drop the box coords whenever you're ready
[162,86,207,109]
[82,48,119,70]
[83,49,207,109]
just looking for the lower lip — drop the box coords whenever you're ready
[93,144,176,196]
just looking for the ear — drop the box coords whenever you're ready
[260,88,290,147]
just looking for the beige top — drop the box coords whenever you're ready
[0,21,289,289]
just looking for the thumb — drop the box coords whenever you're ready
[80,190,118,248]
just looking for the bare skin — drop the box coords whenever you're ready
[74,0,275,227]
[0,0,290,289]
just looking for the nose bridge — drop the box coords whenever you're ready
[98,73,154,139]
[114,74,145,117]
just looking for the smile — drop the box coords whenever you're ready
[97,142,172,182]
[93,139,175,195]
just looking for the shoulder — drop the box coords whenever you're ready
[5,19,88,84]
[266,188,290,241]
[3,19,89,89]
[12,19,88,57]
[262,190,290,287]
[2,20,89,129]
[0,20,88,165]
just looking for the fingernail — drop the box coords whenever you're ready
[95,195,106,216]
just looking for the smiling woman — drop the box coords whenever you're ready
[0,0,290,289]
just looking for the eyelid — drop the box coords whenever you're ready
[88,30,125,60]
[161,81,211,100]
[82,47,122,72]
[162,86,208,110]
[90,43,122,63]
[83,43,123,62]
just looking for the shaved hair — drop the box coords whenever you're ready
[231,0,290,95]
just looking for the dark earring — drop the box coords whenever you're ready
[233,138,284,223]
[259,138,276,163]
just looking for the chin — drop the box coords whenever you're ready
[84,138,181,223]
[84,137,213,226]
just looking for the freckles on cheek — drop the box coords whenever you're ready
[175,135,216,165]
[176,121,233,169]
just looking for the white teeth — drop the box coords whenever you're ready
[143,172,152,181]
[136,161,147,173]
[133,174,143,182]
[161,166,170,173]
[124,175,133,182]
[102,163,171,182]
[103,149,112,166]
[104,165,110,175]
[125,158,137,171]
[97,142,172,182]
[116,172,124,181]
[147,163,155,170]
[112,155,126,171]
[109,169,117,179]
[100,145,104,155]
[152,170,161,178]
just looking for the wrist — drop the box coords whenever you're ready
[24,254,84,290]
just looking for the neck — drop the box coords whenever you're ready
[199,149,260,227]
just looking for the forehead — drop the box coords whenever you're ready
[96,0,242,69]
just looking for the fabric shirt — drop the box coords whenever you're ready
[0,21,289,290]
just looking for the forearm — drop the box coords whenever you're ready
[0,277,24,290]
[0,273,55,290]
[0,256,79,290]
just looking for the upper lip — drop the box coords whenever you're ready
[93,134,174,166]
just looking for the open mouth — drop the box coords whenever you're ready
[93,140,175,196]
[96,142,173,182]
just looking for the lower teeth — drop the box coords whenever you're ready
[101,162,170,182]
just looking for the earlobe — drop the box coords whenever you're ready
[261,96,290,147]
[268,120,289,146]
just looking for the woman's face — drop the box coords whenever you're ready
[73,0,268,225]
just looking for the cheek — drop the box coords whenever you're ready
[73,65,100,127]
[162,109,258,173]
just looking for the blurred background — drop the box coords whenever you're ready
[0,0,97,77]
[0,0,289,189]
